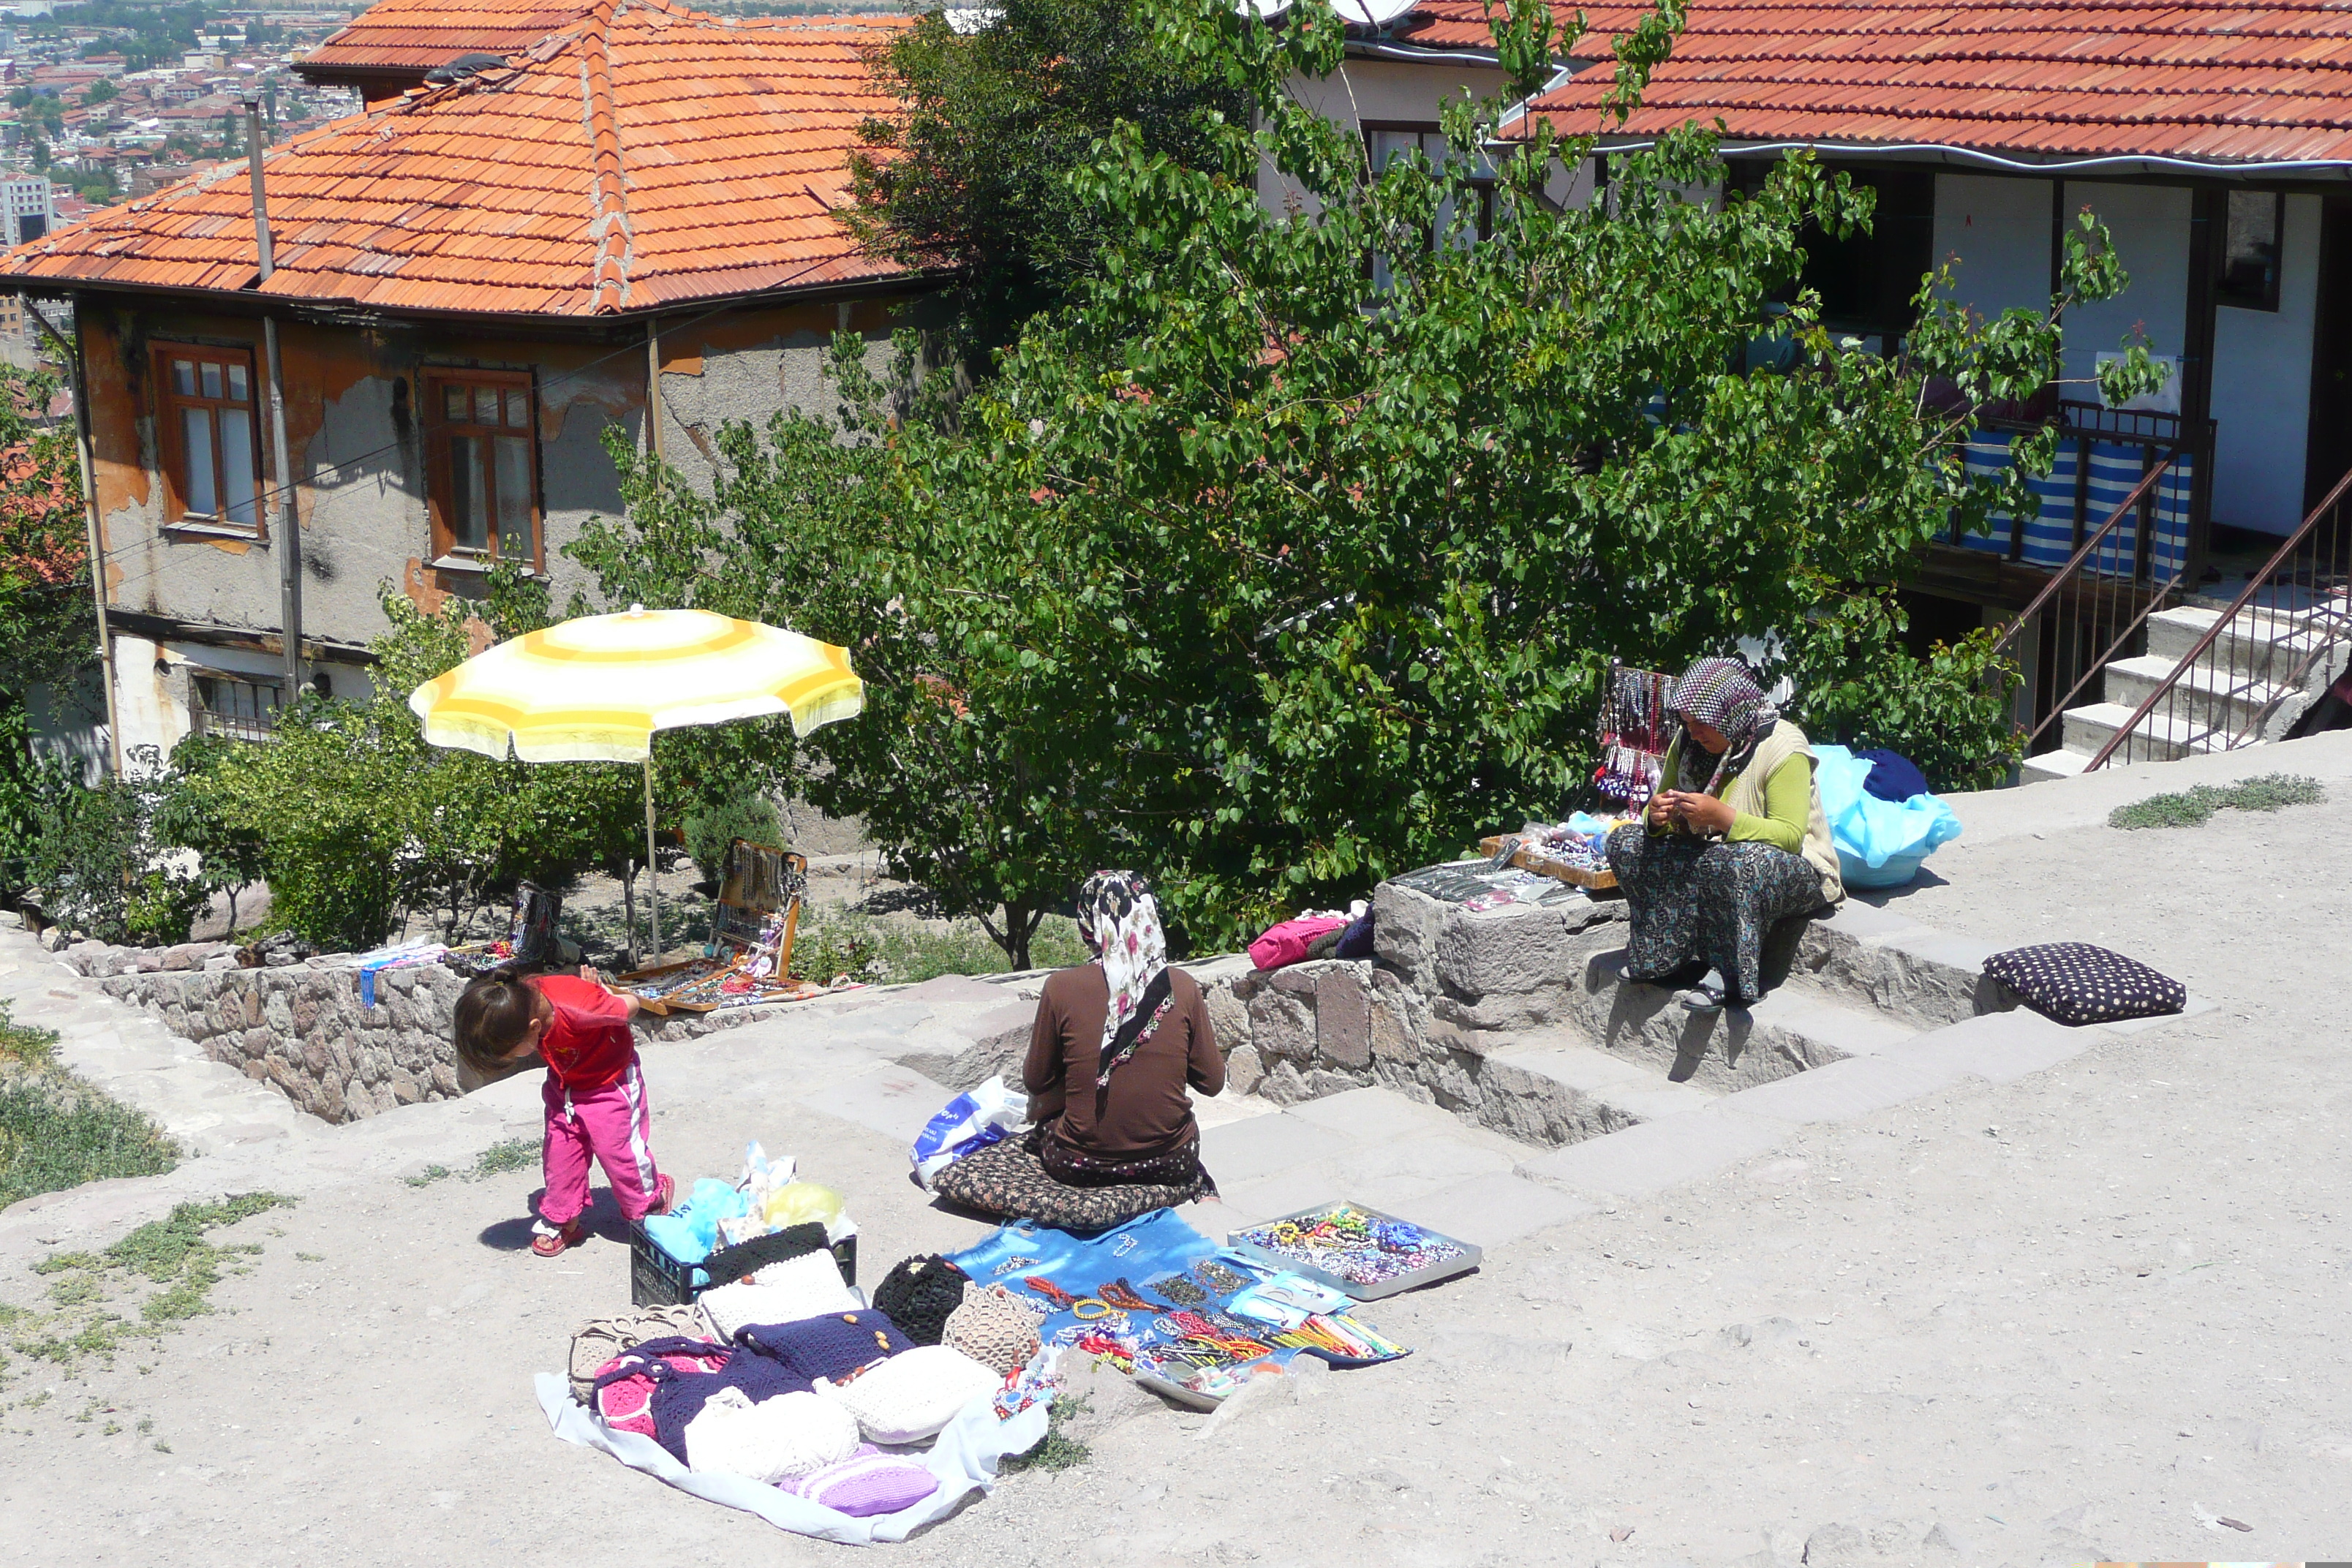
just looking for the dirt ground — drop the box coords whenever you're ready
[4,741,2351,1566]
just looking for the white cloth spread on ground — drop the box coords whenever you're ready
[535,1371,1049,1546]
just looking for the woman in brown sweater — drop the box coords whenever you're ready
[1022,871,1224,1188]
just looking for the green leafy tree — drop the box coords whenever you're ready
[25,746,208,946]
[845,0,1244,355]
[584,0,2160,956]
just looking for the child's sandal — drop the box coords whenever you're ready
[530,1219,586,1258]
[649,1174,676,1217]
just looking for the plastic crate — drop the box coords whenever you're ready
[629,1221,859,1308]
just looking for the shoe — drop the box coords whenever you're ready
[530,1218,587,1257]
[1676,973,1728,1011]
[649,1172,676,1218]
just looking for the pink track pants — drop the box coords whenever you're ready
[540,1060,665,1226]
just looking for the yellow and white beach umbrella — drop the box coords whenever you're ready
[407,606,862,957]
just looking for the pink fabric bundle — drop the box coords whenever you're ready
[595,1348,728,1437]
[778,1444,941,1518]
[1248,916,1348,971]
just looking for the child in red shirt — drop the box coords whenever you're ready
[455,968,674,1257]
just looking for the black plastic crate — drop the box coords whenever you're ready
[629,1220,858,1308]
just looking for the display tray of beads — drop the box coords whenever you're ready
[1225,1203,1483,1302]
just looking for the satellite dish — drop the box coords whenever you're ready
[1231,0,1292,16]
[1331,0,1418,27]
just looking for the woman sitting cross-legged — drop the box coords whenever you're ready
[1024,870,1223,1187]
[1604,657,1844,1011]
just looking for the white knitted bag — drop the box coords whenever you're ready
[814,1345,1002,1444]
[682,1387,861,1484]
[700,1252,861,1340]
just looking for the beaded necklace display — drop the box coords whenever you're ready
[1232,1206,1466,1288]
[1595,663,1673,806]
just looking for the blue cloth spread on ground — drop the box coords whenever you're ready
[946,1210,1300,1368]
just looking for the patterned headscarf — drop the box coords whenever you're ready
[1075,870,1175,1093]
[1669,656,1779,795]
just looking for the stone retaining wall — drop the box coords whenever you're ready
[80,949,773,1126]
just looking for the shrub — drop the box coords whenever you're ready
[683,787,785,888]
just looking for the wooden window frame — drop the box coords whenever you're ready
[189,669,280,742]
[1362,121,1498,242]
[421,366,544,572]
[151,341,263,536]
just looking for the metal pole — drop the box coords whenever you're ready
[246,97,301,706]
[23,294,121,777]
[644,753,663,960]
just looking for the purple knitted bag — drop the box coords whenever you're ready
[734,1310,911,1383]
[779,1445,940,1518]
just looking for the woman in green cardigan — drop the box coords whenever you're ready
[1603,657,1843,1010]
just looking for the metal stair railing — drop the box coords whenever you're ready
[1988,453,2185,755]
[2084,464,2352,772]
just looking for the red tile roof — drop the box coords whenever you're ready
[1516,0,2352,167]
[1390,1,1655,56]
[0,1,921,317]
[298,0,601,80]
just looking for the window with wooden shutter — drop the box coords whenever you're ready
[153,343,262,532]
[423,368,540,568]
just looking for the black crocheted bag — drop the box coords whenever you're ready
[871,1254,968,1346]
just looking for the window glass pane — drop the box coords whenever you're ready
[475,388,500,425]
[443,383,468,423]
[494,434,533,559]
[219,407,256,527]
[226,363,248,403]
[171,358,196,396]
[2221,191,2282,311]
[448,433,487,549]
[200,361,222,399]
[181,406,216,516]
[505,390,528,429]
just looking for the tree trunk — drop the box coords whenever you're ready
[1003,899,1032,971]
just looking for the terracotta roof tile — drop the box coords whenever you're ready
[1517,0,2352,165]
[1393,1,1659,55]
[0,1,921,316]
[298,0,602,78]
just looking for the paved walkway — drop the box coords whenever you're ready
[2,731,2351,1564]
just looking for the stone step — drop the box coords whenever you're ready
[2145,603,2328,679]
[2101,653,2295,741]
[2059,701,2228,764]
[2018,745,2095,783]
[1562,950,1923,1093]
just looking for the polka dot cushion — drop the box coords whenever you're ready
[1983,942,2186,1027]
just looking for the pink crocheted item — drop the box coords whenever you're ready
[595,1349,727,1437]
[778,1445,940,1518]
[1247,916,1347,971]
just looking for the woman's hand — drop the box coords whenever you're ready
[1647,790,1681,826]
[1678,793,1738,834]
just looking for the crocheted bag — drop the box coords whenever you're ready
[779,1445,941,1518]
[682,1387,861,1484]
[736,1310,912,1384]
[701,1251,862,1340]
[567,1303,716,1403]
[942,1284,1042,1376]
[1983,941,2186,1027]
[872,1254,968,1346]
[813,1344,1003,1445]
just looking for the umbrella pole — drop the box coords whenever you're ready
[644,755,663,962]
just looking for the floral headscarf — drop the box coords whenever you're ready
[1076,870,1175,1092]
[1669,656,1779,795]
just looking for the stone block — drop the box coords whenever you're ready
[1327,1130,1520,1210]
[1716,1051,1964,1126]
[1198,1112,1356,1185]
[1395,1171,1597,1249]
[1245,985,1315,1063]
[1434,902,1580,999]
[1203,981,1251,1053]
[798,1063,954,1145]
[1216,1166,1347,1224]
[1887,1007,2094,1085]
[1284,1086,1464,1145]
[1315,968,1372,1068]
[1255,1060,1313,1105]
[1224,1042,1264,1096]
[1371,881,1447,994]
[1518,1107,1790,1199]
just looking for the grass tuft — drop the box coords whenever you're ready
[405,1137,538,1188]
[998,1393,1093,1475]
[4,1194,293,1372]
[0,1001,178,1210]
[2108,772,2326,831]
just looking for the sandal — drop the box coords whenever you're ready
[530,1218,586,1258]
[649,1173,676,1218]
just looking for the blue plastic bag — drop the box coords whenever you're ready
[1812,745,1962,889]
[910,1078,1026,1190]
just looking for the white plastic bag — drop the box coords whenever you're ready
[909,1077,1027,1189]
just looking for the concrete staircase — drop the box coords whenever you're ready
[2021,603,2344,782]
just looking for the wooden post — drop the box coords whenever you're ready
[246,97,301,705]
[2180,185,2224,587]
